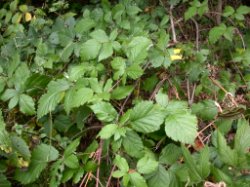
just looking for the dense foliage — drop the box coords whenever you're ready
[0,0,250,186]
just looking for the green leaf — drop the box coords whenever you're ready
[155,89,168,107]
[209,24,226,44]
[181,144,202,181]
[126,5,141,16]
[74,18,95,33]
[129,172,148,187]
[184,6,196,20]
[8,95,19,109]
[0,174,11,187]
[67,64,86,81]
[64,138,80,157]
[64,87,93,114]
[111,57,126,80]
[114,155,129,173]
[80,39,101,60]
[197,146,210,179]
[24,74,51,95]
[165,112,197,144]
[217,130,237,166]
[211,167,233,185]
[73,167,85,184]
[37,79,70,118]
[223,6,234,17]
[60,42,75,62]
[159,143,182,165]
[130,101,165,133]
[147,165,171,187]
[111,86,133,100]
[15,144,59,184]
[137,156,158,174]
[98,124,117,139]
[0,110,12,153]
[191,100,218,120]
[38,91,64,119]
[112,170,125,178]
[223,26,235,41]
[122,130,144,158]
[234,119,250,153]
[64,154,79,169]
[126,64,144,79]
[19,94,35,115]
[236,6,250,15]
[98,42,113,61]
[11,135,31,160]
[125,36,152,63]
[1,89,18,101]
[62,169,74,183]
[0,77,6,93]
[165,101,189,114]
[90,102,117,122]
[90,29,109,43]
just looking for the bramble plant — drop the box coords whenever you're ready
[0,0,250,186]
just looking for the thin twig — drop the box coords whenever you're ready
[160,0,177,43]
[96,140,103,187]
[170,5,177,43]
[149,77,168,100]
[106,165,116,187]
[191,18,199,51]
[190,83,196,105]
[187,79,191,105]
[216,0,223,25]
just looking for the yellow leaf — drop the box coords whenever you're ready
[16,14,22,24]
[0,146,12,153]
[173,48,181,54]
[18,157,29,168]
[170,54,182,61]
[25,12,32,22]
